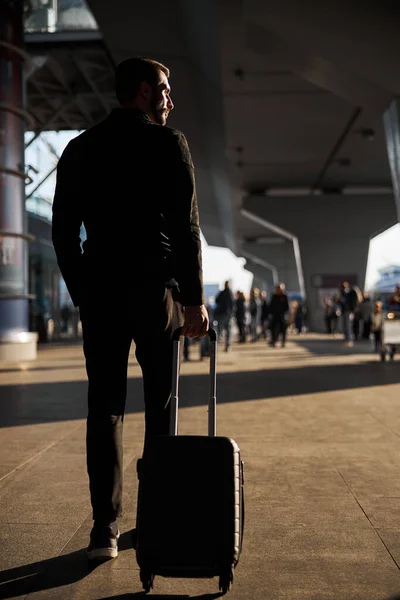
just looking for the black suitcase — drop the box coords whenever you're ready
[135,327,244,595]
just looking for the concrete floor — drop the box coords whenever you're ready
[1,335,400,599]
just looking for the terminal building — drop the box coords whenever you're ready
[1,0,400,359]
[3,4,400,598]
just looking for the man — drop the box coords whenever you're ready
[52,57,209,561]
[339,281,358,346]
[234,291,246,343]
[268,283,289,347]
[213,280,234,352]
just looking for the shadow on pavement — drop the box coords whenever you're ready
[0,531,223,600]
[291,337,375,357]
[0,544,99,599]
[2,360,400,429]
[0,361,138,374]
[99,594,223,599]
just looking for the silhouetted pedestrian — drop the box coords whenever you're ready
[214,281,233,352]
[268,283,289,347]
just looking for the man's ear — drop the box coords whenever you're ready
[138,81,152,100]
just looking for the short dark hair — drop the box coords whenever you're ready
[115,57,170,105]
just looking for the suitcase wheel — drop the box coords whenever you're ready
[219,568,234,595]
[140,570,154,594]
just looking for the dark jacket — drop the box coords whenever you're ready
[250,297,261,319]
[214,288,234,317]
[261,299,269,321]
[235,297,245,321]
[52,109,204,307]
[268,293,289,319]
[341,288,358,313]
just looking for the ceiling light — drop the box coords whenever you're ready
[354,127,376,141]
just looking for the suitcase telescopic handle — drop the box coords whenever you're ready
[170,327,217,437]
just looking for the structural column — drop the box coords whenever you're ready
[0,0,37,360]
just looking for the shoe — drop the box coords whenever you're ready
[87,523,120,561]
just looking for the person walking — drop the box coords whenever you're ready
[52,57,209,561]
[214,281,234,351]
[268,283,290,347]
[372,301,384,353]
[339,281,359,346]
[359,292,372,340]
[234,291,246,343]
[260,291,269,339]
[324,297,335,334]
[249,288,262,342]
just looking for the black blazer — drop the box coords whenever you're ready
[52,109,204,307]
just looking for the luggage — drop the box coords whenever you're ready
[134,326,244,595]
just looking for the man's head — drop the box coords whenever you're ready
[275,283,285,295]
[115,57,173,125]
[224,280,231,289]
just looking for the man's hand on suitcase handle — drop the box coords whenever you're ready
[182,305,209,338]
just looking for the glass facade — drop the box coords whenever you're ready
[24,0,98,33]
[26,195,53,222]
[26,196,80,341]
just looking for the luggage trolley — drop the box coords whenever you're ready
[380,308,400,362]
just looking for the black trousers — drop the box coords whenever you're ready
[362,318,371,339]
[80,283,184,523]
[236,318,246,342]
[271,317,287,345]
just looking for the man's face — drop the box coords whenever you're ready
[150,71,174,126]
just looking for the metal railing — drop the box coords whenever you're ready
[24,0,98,33]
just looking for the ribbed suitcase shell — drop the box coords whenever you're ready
[136,435,243,582]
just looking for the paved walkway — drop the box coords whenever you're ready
[1,335,400,599]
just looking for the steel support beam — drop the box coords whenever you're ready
[241,250,279,286]
[241,208,306,299]
[73,56,110,116]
